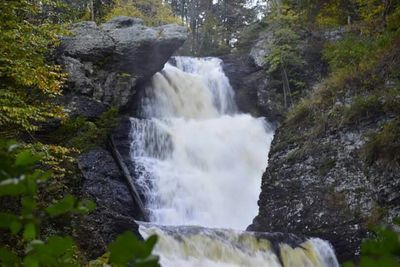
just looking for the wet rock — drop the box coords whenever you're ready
[75,209,140,260]
[78,148,142,218]
[76,148,143,259]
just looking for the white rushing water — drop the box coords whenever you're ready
[132,57,272,229]
[130,56,339,266]
[139,223,339,267]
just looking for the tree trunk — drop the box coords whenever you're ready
[181,0,186,22]
[281,65,292,109]
[90,0,95,21]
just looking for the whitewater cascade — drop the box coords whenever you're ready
[129,57,339,267]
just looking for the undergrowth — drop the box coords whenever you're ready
[284,23,400,165]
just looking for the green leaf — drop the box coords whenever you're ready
[23,255,39,267]
[134,255,160,267]
[23,223,36,241]
[0,213,21,234]
[21,196,36,216]
[15,150,39,168]
[109,232,159,266]
[109,231,139,266]
[0,177,26,196]
[0,247,19,266]
[45,195,75,217]
[10,220,22,235]
[45,236,74,257]
[76,199,96,214]
[25,237,75,266]
[142,235,158,258]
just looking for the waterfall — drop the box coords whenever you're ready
[129,56,339,266]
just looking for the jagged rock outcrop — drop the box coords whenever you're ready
[58,16,187,111]
[221,27,327,124]
[222,53,284,124]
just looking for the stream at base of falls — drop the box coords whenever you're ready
[129,56,339,267]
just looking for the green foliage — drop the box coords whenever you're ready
[0,0,68,133]
[46,194,96,217]
[108,232,160,267]
[276,0,400,180]
[315,1,348,26]
[344,219,400,267]
[263,3,307,109]
[387,5,400,31]
[265,4,305,74]
[362,118,400,165]
[354,0,386,26]
[0,140,80,266]
[342,95,382,124]
[23,236,76,266]
[52,107,120,152]
[0,141,159,266]
[323,37,373,71]
[105,0,180,26]
[286,98,314,125]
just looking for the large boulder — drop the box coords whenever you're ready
[59,16,187,110]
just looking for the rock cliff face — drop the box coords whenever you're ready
[246,28,400,263]
[56,17,187,259]
[248,115,400,262]
[58,16,187,110]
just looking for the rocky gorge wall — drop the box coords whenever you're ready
[231,25,400,263]
[248,115,400,262]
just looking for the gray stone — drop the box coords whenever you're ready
[100,16,144,31]
[78,148,144,219]
[58,17,187,108]
[75,208,140,260]
[76,147,144,259]
[61,94,108,119]
[249,30,274,68]
[60,22,115,62]
[62,56,94,95]
[249,120,400,262]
